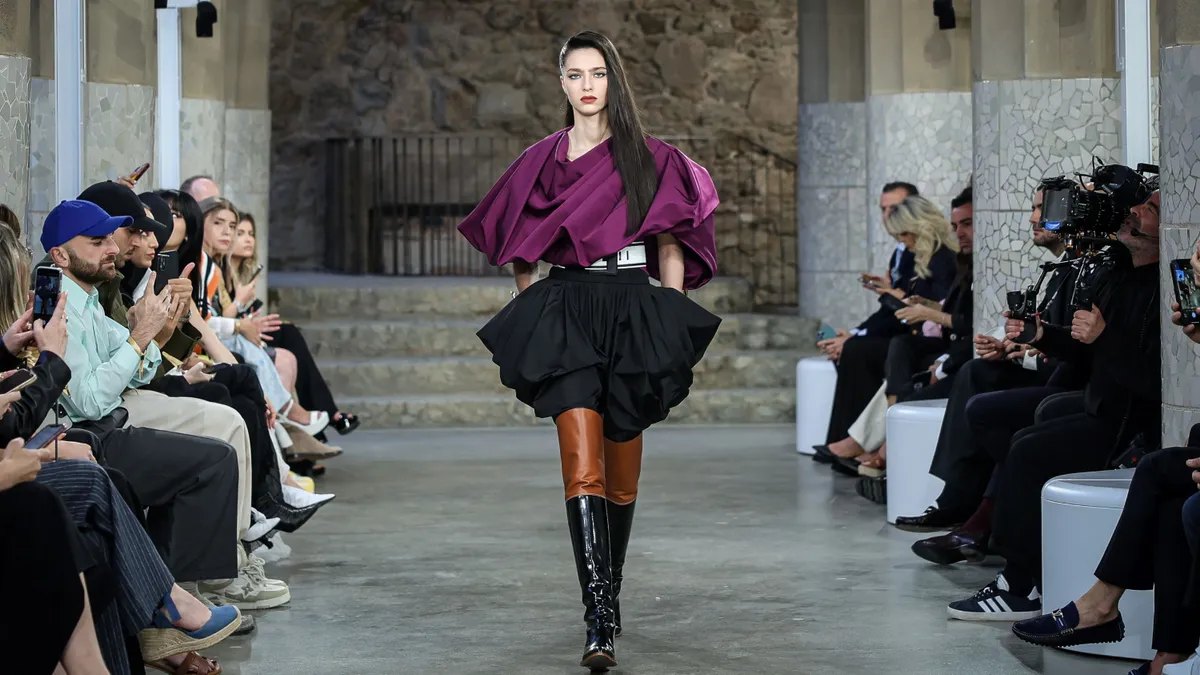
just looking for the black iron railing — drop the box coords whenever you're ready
[323,133,797,308]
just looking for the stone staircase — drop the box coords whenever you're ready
[269,273,819,429]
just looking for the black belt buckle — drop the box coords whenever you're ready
[601,254,618,275]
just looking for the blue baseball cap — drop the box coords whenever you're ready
[40,200,131,252]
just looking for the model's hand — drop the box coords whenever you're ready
[974,334,1005,361]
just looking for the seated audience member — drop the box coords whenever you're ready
[1,244,241,670]
[814,194,960,465]
[118,191,333,528]
[228,211,359,437]
[181,175,221,203]
[0,460,110,675]
[817,181,921,359]
[67,182,283,547]
[823,187,974,484]
[34,199,286,610]
[0,203,20,237]
[1011,446,1199,675]
[196,197,330,437]
[901,187,1084,562]
[946,191,1161,621]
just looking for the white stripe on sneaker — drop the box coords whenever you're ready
[995,596,1013,613]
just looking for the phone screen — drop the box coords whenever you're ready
[33,266,62,322]
[1172,259,1200,324]
[0,370,35,394]
[27,424,66,449]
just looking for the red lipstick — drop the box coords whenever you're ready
[580,96,597,104]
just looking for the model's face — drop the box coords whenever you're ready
[233,219,256,260]
[950,203,974,254]
[561,47,608,119]
[204,208,236,255]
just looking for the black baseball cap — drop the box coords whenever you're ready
[77,181,171,245]
[138,191,174,249]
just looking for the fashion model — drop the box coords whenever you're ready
[457,30,722,672]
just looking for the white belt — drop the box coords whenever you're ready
[552,242,648,273]
[585,242,647,271]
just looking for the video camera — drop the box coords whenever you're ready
[1006,160,1159,340]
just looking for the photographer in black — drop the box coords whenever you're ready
[945,187,1161,621]
[898,184,1077,539]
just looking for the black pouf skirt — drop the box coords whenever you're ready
[478,267,722,442]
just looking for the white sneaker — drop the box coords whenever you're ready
[282,484,335,508]
[200,554,290,610]
[242,508,280,543]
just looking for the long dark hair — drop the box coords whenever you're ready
[559,31,658,237]
[157,189,205,305]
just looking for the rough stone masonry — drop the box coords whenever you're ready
[269,0,799,273]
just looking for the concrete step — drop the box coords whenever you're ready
[295,314,822,360]
[318,349,811,397]
[337,387,795,429]
[267,273,756,320]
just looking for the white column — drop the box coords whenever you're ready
[53,0,84,201]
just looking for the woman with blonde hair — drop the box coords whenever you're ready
[813,192,961,469]
[226,212,360,437]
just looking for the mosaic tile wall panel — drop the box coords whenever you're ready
[866,92,973,275]
[181,97,226,188]
[0,55,31,232]
[223,107,272,294]
[971,78,1123,326]
[1159,45,1200,446]
[26,77,52,251]
[85,82,157,189]
[797,101,870,329]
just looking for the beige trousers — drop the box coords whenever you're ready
[120,388,253,536]
[848,383,889,452]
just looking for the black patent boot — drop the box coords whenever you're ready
[566,495,617,671]
[607,500,636,637]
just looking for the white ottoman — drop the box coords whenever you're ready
[795,357,837,455]
[885,399,948,524]
[1042,470,1154,661]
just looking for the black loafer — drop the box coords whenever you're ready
[895,506,966,533]
[1011,602,1125,648]
[811,445,836,463]
[911,530,987,566]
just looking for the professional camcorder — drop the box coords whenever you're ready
[1006,160,1159,341]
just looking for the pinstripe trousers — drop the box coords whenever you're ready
[39,459,175,675]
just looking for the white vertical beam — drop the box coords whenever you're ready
[156,8,183,190]
[1118,0,1153,167]
[53,0,84,201]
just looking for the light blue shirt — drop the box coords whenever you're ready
[58,274,162,422]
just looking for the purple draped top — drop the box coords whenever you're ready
[457,128,720,290]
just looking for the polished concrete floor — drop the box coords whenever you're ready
[207,426,1145,675]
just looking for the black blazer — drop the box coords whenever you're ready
[857,245,958,337]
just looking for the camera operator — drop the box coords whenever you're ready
[897,184,1079,539]
[945,189,1162,621]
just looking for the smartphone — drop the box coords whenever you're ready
[881,293,908,313]
[152,253,178,294]
[126,162,151,184]
[0,369,36,394]
[240,298,264,317]
[815,323,837,342]
[1171,258,1200,325]
[246,264,264,283]
[27,423,67,450]
[32,265,62,323]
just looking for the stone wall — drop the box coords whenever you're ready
[0,55,31,224]
[269,0,800,271]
